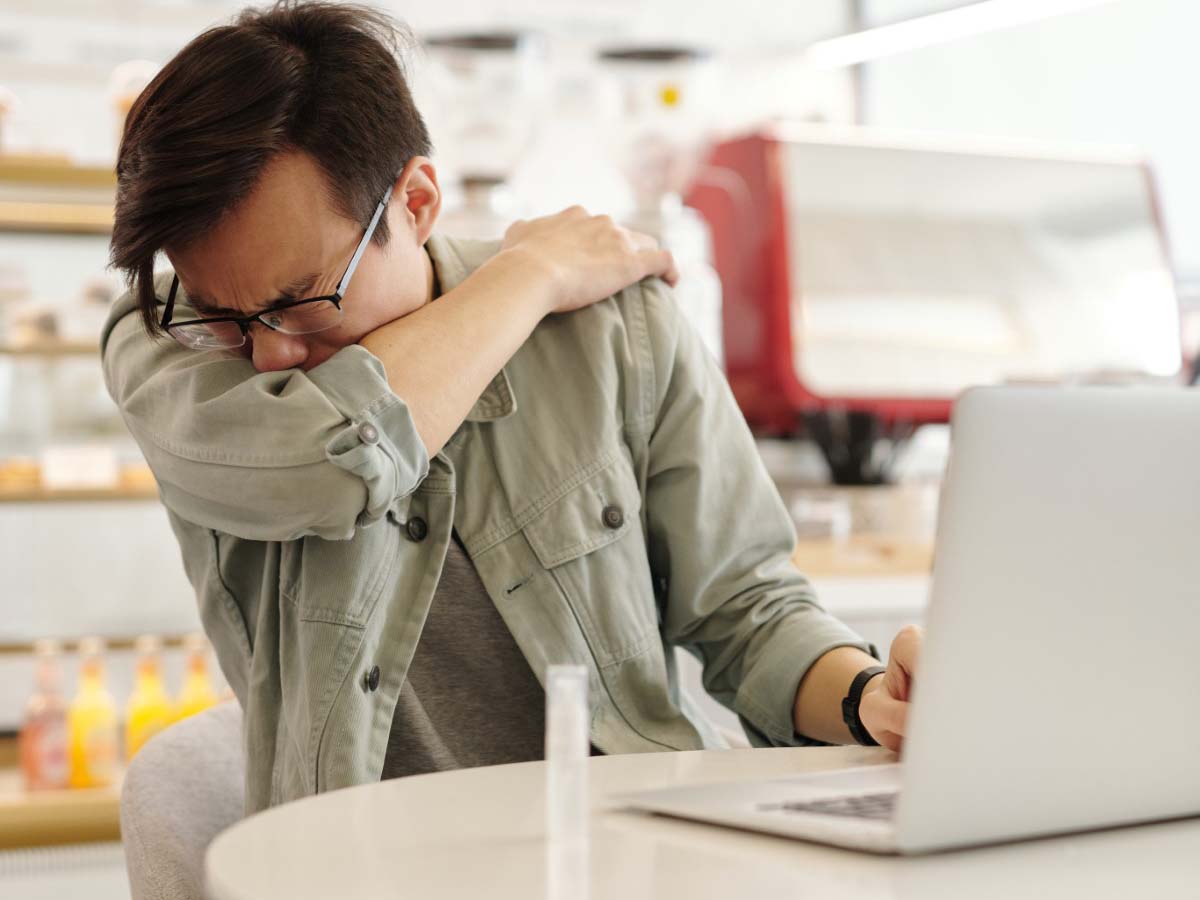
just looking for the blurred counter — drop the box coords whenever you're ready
[788,481,937,578]
[793,533,933,579]
[0,758,121,849]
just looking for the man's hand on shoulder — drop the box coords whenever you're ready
[498,206,678,316]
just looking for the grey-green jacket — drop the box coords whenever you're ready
[101,235,869,813]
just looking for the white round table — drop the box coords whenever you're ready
[206,746,1200,900]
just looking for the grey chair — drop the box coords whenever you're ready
[120,701,245,900]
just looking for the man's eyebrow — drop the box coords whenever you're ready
[186,273,321,317]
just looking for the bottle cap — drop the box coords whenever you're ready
[77,635,106,657]
[31,638,64,691]
[134,634,161,656]
[183,632,208,654]
[32,638,62,658]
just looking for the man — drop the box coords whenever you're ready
[103,1,920,814]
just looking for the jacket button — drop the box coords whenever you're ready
[365,665,381,692]
[602,504,624,529]
[357,422,380,445]
[405,516,428,542]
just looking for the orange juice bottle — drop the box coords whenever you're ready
[175,633,219,722]
[124,635,173,761]
[68,636,119,789]
[19,639,69,791]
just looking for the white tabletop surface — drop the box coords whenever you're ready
[206,746,1200,900]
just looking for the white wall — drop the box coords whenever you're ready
[861,0,1200,279]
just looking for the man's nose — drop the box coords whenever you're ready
[249,326,309,373]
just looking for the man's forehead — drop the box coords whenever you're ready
[168,229,325,310]
[168,152,340,312]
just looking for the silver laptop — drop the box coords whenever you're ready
[624,387,1200,854]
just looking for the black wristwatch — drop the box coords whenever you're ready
[842,666,886,747]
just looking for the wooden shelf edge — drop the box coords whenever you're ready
[0,201,113,235]
[0,155,116,189]
[0,340,100,357]
[0,633,194,657]
[0,485,159,503]
[0,774,121,849]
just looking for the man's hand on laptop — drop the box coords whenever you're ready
[859,625,923,753]
[793,627,922,750]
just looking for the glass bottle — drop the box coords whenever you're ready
[68,636,119,789]
[175,633,219,722]
[18,638,69,791]
[125,635,173,761]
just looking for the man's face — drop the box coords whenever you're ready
[167,151,438,372]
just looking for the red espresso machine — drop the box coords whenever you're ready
[687,124,1181,482]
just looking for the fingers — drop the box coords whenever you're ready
[637,248,679,287]
[501,206,681,296]
[859,625,922,749]
[662,259,679,287]
[860,686,909,741]
[624,230,678,284]
[875,730,903,754]
[887,624,923,702]
[891,624,923,673]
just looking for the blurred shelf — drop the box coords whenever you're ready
[0,633,192,657]
[0,201,113,235]
[793,535,934,578]
[0,485,159,504]
[0,155,116,189]
[0,339,99,357]
[0,57,118,84]
[3,0,229,29]
[0,759,121,849]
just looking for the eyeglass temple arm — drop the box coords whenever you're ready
[336,185,395,298]
[162,275,180,328]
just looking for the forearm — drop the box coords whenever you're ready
[360,248,555,457]
[792,645,884,744]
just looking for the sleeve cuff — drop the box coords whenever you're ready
[733,609,874,746]
[307,345,430,524]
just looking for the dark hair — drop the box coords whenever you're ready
[110,0,432,335]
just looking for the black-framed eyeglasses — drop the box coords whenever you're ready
[160,184,394,350]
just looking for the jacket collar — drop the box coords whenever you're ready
[425,233,517,423]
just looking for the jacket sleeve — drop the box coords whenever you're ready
[100,275,429,542]
[636,278,873,746]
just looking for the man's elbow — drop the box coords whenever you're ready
[156,470,371,542]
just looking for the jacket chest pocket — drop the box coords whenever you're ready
[520,452,658,667]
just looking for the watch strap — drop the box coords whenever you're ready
[842,665,886,747]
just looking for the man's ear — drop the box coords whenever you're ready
[392,156,441,245]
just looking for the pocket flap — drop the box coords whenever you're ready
[522,453,642,569]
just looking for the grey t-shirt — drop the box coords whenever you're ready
[381,530,547,779]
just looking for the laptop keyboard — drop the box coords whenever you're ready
[758,790,898,821]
